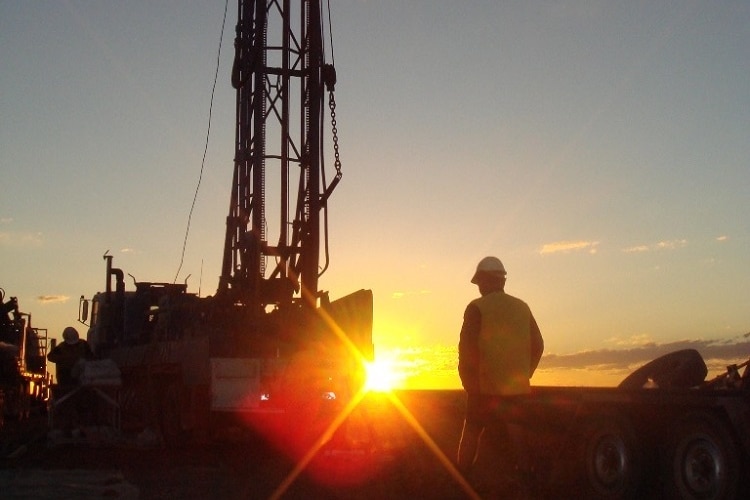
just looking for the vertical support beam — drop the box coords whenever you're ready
[299,0,322,306]
[219,0,325,312]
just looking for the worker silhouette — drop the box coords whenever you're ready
[48,326,94,386]
[457,256,544,496]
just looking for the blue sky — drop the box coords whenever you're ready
[2,1,749,385]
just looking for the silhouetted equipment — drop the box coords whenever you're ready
[76,0,372,449]
[0,289,50,423]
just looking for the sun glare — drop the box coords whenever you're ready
[364,357,402,392]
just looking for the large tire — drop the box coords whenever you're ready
[663,412,740,500]
[619,349,707,389]
[576,415,644,499]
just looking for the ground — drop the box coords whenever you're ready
[0,390,670,499]
[0,391,531,499]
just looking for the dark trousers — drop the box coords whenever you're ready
[456,393,530,474]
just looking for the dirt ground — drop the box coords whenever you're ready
[0,391,594,499]
[0,394,482,499]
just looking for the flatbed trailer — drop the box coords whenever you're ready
[518,355,750,499]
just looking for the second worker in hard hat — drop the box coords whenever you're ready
[456,256,544,495]
[48,326,94,387]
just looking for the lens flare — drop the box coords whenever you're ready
[364,357,403,392]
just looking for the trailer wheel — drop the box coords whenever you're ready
[664,412,740,500]
[619,349,707,389]
[577,416,643,499]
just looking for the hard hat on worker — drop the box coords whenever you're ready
[62,326,80,345]
[471,256,507,284]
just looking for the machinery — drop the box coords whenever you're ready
[77,0,373,447]
[0,289,49,423]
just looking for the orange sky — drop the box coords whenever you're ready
[379,341,750,391]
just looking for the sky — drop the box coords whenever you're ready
[2,1,749,389]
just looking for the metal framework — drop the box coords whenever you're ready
[219,0,331,311]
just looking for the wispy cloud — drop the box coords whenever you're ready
[37,295,70,304]
[0,231,44,248]
[656,239,687,250]
[622,245,649,253]
[716,235,728,242]
[542,338,750,371]
[623,239,687,253]
[605,334,653,347]
[540,240,599,255]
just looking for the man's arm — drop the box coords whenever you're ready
[529,313,544,376]
[47,345,60,363]
[458,303,481,393]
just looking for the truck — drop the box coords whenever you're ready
[74,0,373,453]
[0,289,50,424]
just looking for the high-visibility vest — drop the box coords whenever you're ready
[472,291,533,396]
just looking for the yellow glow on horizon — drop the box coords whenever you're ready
[364,355,404,392]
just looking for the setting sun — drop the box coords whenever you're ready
[364,357,403,392]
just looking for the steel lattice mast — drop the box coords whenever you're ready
[219,0,331,311]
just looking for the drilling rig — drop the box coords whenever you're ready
[75,0,373,447]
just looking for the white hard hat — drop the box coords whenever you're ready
[471,256,506,283]
[62,326,80,345]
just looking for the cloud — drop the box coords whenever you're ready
[622,245,649,253]
[37,295,70,304]
[716,235,728,242]
[656,239,687,250]
[605,334,653,347]
[622,239,687,253]
[0,218,44,247]
[0,231,44,248]
[540,240,599,255]
[542,338,750,373]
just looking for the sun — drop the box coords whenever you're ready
[364,357,403,392]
